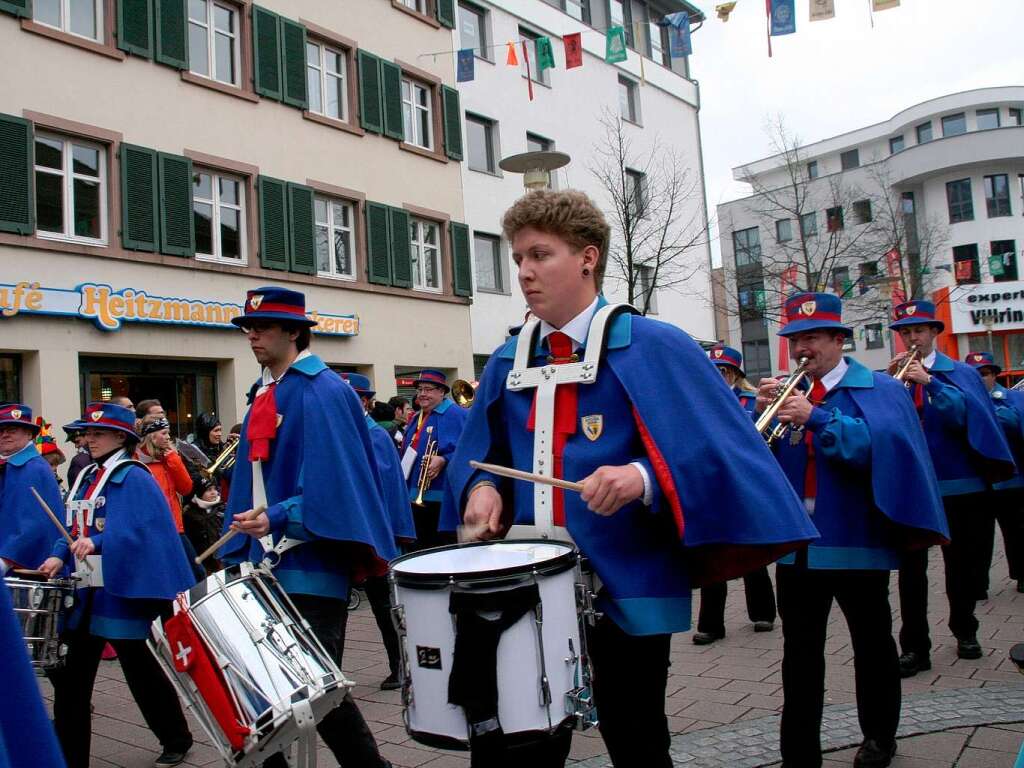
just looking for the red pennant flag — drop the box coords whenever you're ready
[563,32,583,69]
[521,41,534,101]
[506,41,519,66]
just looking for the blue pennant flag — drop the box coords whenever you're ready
[664,12,692,58]
[770,0,796,35]
[457,48,475,82]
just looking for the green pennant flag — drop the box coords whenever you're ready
[535,36,556,71]
[754,289,767,311]
[605,25,627,63]
[989,254,1006,277]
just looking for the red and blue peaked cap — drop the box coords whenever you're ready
[0,403,40,435]
[890,300,944,332]
[965,351,1001,374]
[777,292,852,338]
[413,369,450,392]
[231,286,318,329]
[708,346,745,377]
[341,372,376,397]
[63,402,138,440]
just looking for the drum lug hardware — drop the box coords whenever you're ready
[575,582,603,626]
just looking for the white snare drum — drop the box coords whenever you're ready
[149,563,352,767]
[6,572,75,671]
[390,540,597,749]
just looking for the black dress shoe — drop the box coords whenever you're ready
[153,746,191,767]
[752,620,774,632]
[692,630,724,645]
[853,739,896,768]
[380,671,401,691]
[898,651,931,678]
[957,637,983,659]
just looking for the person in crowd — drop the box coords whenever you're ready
[34,416,67,491]
[756,292,948,768]
[693,346,777,644]
[40,402,195,768]
[182,476,225,576]
[136,400,208,471]
[65,427,93,489]
[388,396,411,448]
[371,401,401,441]
[889,301,1015,676]
[192,412,225,464]
[112,395,134,412]
[219,286,397,768]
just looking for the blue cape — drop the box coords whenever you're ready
[932,352,1016,483]
[366,413,416,541]
[0,444,64,569]
[443,310,818,586]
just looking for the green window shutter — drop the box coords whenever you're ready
[258,175,289,270]
[357,50,382,134]
[154,0,188,69]
[117,0,154,58]
[287,182,315,275]
[280,18,308,109]
[365,202,391,285]
[435,0,455,28]
[120,144,159,251]
[451,222,473,297]
[380,60,405,142]
[157,152,194,256]
[389,207,412,288]
[442,85,463,161]
[0,0,30,18]
[253,6,282,101]
[0,114,34,235]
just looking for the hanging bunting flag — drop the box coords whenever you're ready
[521,41,534,101]
[716,1,738,21]
[506,41,519,66]
[535,36,555,71]
[665,11,692,58]
[456,48,475,82]
[606,25,628,63]
[770,0,796,36]
[872,0,899,9]
[955,260,973,282]
[563,32,583,68]
[765,0,772,56]
[810,0,834,21]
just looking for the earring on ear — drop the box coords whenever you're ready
[582,268,590,276]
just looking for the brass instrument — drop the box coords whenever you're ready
[892,345,921,388]
[412,427,437,507]
[201,437,239,479]
[755,357,810,447]
[451,379,477,408]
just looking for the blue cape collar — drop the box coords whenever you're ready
[930,351,955,373]
[434,398,453,415]
[291,354,328,377]
[834,356,874,390]
[497,295,632,360]
[6,442,40,467]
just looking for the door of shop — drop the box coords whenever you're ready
[79,356,217,440]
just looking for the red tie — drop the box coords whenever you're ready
[803,379,826,500]
[912,381,925,415]
[247,381,278,461]
[526,331,578,526]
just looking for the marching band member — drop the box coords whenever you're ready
[400,369,467,550]
[442,190,817,767]
[757,293,948,768]
[39,402,196,768]
[693,347,777,644]
[0,404,63,574]
[965,351,1024,595]
[888,301,1015,676]
[219,286,397,768]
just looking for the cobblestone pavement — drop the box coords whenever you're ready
[38,532,1024,767]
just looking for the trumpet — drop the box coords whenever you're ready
[201,437,239,479]
[892,345,921,388]
[412,428,437,508]
[755,357,810,447]
[451,379,477,409]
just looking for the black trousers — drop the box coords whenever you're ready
[777,565,900,768]
[50,625,193,768]
[978,488,1024,587]
[264,593,387,768]
[899,492,987,655]
[409,500,456,552]
[697,566,776,635]
[365,574,400,676]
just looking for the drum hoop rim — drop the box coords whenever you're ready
[389,538,578,586]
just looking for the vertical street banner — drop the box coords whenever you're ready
[770,0,797,35]
[563,32,583,68]
[665,11,693,58]
[777,264,800,372]
[456,49,475,82]
[535,36,556,71]
[606,25,628,63]
[810,0,834,21]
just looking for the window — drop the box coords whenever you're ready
[33,0,101,40]
[742,339,772,380]
[474,232,503,293]
[832,265,851,296]
[400,0,427,11]
[857,261,878,294]
[976,108,1000,131]
[889,135,905,154]
[800,211,817,237]
[853,200,872,225]
[618,76,640,123]
[946,178,974,223]
[826,206,844,232]
[519,28,549,85]
[941,112,966,137]
[410,218,441,291]
[188,0,239,85]
[636,265,658,314]
[459,2,487,58]
[984,174,1012,218]
[193,170,245,264]
[916,121,933,144]
[840,149,859,171]
[807,160,818,180]
[314,196,354,279]
[733,227,761,267]
[953,243,979,284]
[991,240,1018,283]
[34,134,106,244]
[1010,108,1023,126]
[0,355,20,404]
[776,219,792,243]
[865,323,885,350]
[466,114,497,174]
[526,132,552,153]
[306,41,347,121]
[625,168,647,218]
[564,0,590,21]
[401,77,433,150]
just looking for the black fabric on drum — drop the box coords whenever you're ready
[447,583,542,762]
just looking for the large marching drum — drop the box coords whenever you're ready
[6,570,75,672]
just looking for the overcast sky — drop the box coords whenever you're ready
[689,0,1024,266]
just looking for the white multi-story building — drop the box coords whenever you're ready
[717,86,1024,380]
[449,0,714,371]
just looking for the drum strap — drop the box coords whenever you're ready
[251,454,305,566]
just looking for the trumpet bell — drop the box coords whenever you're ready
[451,379,477,408]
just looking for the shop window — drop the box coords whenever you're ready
[984,174,1012,218]
[776,218,792,243]
[946,178,974,223]
[991,240,1018,283]
[402,77,434,150]
[733,227,761,267]
[466,114,498,174]
[953,243,979,284]
[826,206,844,232]
[0,355,21,403]
[314,196,355,280]
[188,0,240,86]
[916,121,932,144]
[941,112,966,137]
[976,108,1000,131]
[520,28,550,86]
[618,76,640,124]
[306,40,347,121]
[1008,333,1024,372]
[193,169,246,265]
[800,211,817,237]
[34,0,102,41]
[34,133,107,245]
[473,232,504,294]
[865,323,885,350]
[410,217,441,292]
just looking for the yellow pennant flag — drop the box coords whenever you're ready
[872,0,899,9]
[810,0,834,21]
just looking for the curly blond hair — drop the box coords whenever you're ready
[501,190,610,289]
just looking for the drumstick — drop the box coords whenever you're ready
[194,505,266,565]
[468,461,585,492]
[31,486,93,572]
